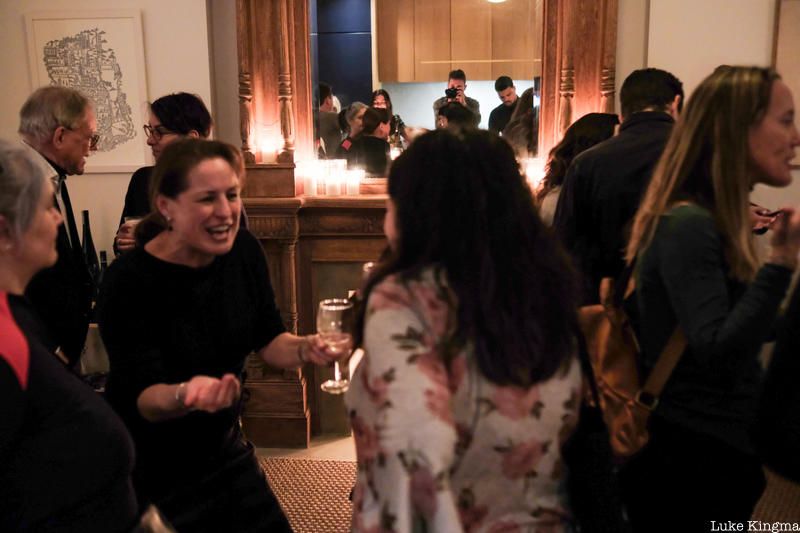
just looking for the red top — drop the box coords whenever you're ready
[0,292,29,389]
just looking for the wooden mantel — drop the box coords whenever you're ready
[241,173,387,447]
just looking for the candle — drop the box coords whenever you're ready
[522,157,546,191]
[345,169,363,195]
[325,171,343,196]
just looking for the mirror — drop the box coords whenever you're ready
[309,0,544,157]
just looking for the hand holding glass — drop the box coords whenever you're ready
[317,298,353,394]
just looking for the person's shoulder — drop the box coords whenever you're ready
[104,248,149,285]
[130,166,154,179]
[368,267,449,317]
[339,137,354,152]
[658,203,717,243]
[233,227,260,251]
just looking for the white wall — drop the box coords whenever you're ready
[617,0,800,211]
[648,0,775,97]
[0,0,213,255]
[208,0,240,148]
[382,79,536,131]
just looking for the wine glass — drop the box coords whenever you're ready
[317,298,354,394]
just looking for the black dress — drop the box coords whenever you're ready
[0,292,138,532]
[97,229,291,533]
[347,136,390,176]
[119,166,153,226]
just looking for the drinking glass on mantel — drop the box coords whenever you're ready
[317,298,354,394]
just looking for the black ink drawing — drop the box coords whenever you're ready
[43,28,136,152]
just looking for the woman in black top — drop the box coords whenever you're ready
[115,92,212,253]
[371,89,406,145]
[347,107,391,176]
[336,102,368,159]
[0,140,139,532]
[98,139,336,532]
[623,66,800,531]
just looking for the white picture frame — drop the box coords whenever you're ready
[25,10,150,173]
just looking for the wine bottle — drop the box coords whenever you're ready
[81,210,100,292]
[98,250,108,285]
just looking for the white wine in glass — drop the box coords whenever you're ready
[317,298,353,394]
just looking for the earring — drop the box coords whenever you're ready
[165,216,173,231]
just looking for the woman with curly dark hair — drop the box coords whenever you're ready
[536,113,619,224]
[346,129,582,532]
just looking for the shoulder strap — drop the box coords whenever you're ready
[615,257,687,408]
[638,327,687,408]
[612,260,636,309]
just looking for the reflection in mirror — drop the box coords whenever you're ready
[309,0,543,162]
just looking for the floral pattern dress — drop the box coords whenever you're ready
[345,268,582,533]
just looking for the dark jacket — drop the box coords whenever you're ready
[754,281,800,481]
[552,111,674,303]
[347,136,390,176]
[25,163,92,367]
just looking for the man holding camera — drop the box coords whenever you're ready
[432,69,481,127]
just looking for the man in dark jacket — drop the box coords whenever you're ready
[19,86,97,368]
[552,68,683,303]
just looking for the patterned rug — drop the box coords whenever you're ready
[260,457,357,533]
[752,468,800,521]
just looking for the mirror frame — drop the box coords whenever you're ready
[235,0,618,167]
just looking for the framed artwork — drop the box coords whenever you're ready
[773,0,800,168]
[25,10,149,173]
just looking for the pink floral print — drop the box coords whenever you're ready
[346,268,581,533]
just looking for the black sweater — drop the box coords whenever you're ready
[636,204,792,453]
[0,293,137,532]
[97,229,285,503]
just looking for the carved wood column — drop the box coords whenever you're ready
[236,0,313,164]
[540,0,618,153]
[235,0,256,164]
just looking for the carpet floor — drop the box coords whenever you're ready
[752,468,800,521]
[260,457,356,533]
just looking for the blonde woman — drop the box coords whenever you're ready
[622,66,800,531]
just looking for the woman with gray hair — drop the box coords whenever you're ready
[336,101,368,158]
[0,140,140,531]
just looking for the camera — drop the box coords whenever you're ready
[445,87,459,99]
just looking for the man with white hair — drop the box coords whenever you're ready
[19,85,98,369]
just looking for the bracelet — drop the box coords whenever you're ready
[175,382,186,405]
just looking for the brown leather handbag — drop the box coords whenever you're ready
[578,266,686,459]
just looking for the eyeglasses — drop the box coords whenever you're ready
[143,124,177,141]
[65,127,100,150]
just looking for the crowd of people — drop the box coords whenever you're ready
[1,62,798,532]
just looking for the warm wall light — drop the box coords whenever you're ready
[487,0,508,3]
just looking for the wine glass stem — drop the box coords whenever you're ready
[334,362,341,381]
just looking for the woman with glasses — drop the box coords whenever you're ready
[114,92,212,253]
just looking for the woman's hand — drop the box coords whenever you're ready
[115,221,137,252]
[750,204,781,234]
[180,373,241,413]
[768,206,800,269]
[299,334,350,367]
